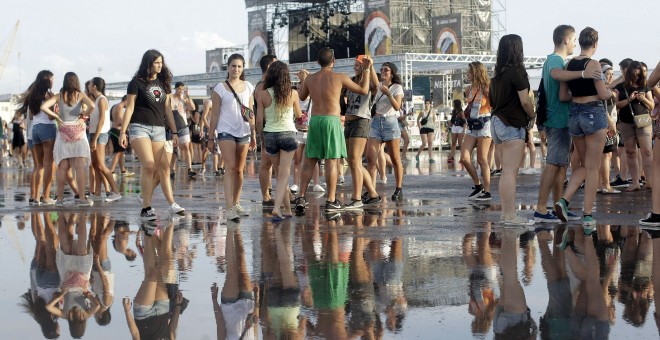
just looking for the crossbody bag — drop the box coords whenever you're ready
[225,81,254,122]
[624,88,651,128]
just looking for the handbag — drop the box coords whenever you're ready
[420,111,431,126]
[225,81,253,122]
[370,84,394,116]
[625,88,651,128]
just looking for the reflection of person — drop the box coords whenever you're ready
[367,237,408,333]
[123,223,183,339]
[112,220,137,261]
[90,214,115,326]
[21,212,60,338]
[462,228,498,336]
[211,221,259,339]
[348,234,382,338]
[493,229,537,339]
[537,226,571,339]
[563,227,612,338]
[618,227,653,327]
[259,220,306,339]
[46,212,100,338]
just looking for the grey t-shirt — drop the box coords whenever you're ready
[345,91,372,119]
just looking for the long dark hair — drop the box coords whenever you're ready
[381,62,402,85]
[18,70,53,117]
[494,34,527,78]
[60,72,81,106]
[263,61,292,121]
[90,77,106,98]
[134,49,172,93]
[624,61,647,89]
[19,291,59,339]
[226,54,246,81]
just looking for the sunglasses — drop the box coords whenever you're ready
[380,68,391,72]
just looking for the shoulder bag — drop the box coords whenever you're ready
[624,88,651,128]
[370,84,394,116]
[420,110,431,126]
[225,81,254,122]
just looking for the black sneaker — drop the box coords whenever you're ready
[187,169,197,178]
[214,170,222,177]
[140,207,157,221]
[391,188,403,201]
[326,200,345,211]
[325,211,342,221]
[610,176,629,188]
[640,213,660,227]
[363,195,382,205]
[344,199,364,210]
[219,167,226,175]
[170,171,176,179]
[475,191,492,201]
[294,197,307,213]
[361,191,370,201]
[490,169,502,177]
[468,185,483,200]
[262,199,275,208]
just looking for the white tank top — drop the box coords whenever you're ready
[89,95,111,133]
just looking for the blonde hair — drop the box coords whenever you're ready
[468,61,490,96]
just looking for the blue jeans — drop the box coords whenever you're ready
[545,127,571,166]
[88,132,109,145]
[128,123,166,142]
[369,115,401,142]
[491,116,525,144]
[568,102,608,137]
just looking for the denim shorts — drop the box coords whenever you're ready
[133,299,170,320]
[128,123,166,142]
[217,132,250,145]
[369,115,401,142]
[27,139,33,149]
[88,132,109,145]
[263,131,298,155]
[568,102,608,137]
[545,127,571,166]
[32,123,57,144]
[491,116,526,144]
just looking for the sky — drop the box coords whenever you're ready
[0,0,658,94]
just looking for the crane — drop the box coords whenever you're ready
[0,20,20,82]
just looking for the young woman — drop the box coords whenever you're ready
[189,110,203,167]
[11,111,27,167]
[448,99,465,163]
[343,56,381,208]
[640,62,660,226]
[555,27,615,227]
[366,62,405,201]
[256,61,302,220]
[614,60,654,192]
[41,72,96,206]
[415,100,437,163]
[600,64,620,194]
[118,49,185,220]
[87,77,122,202]
[207,54,257,221]
[489,34,536,225]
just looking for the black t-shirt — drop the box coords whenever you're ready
[615,84,648,124]
[127,78,168,127]
[135,314,171,340]
[489,67,530,128]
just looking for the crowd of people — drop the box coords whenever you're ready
[5,25,660,230]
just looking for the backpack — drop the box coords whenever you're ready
[536,78,547,126]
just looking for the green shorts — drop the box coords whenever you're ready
[305,115,347,159]
[309,261,349,309]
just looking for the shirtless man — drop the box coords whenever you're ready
[108,96,132,175]
[293,47,372,214]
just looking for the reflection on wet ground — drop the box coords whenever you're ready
[1,154,659,339]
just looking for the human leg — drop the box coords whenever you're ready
[130,138,156,209]
[427,131,435,160]
[219,141,238,208]
[460,135,479,185]
[499,140,525,220]
[476,137,492,193]
[259,146,273,202]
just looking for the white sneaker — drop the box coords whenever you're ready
[378,177,387,184]
[312,184,325,193]
[105,192,122,202]
[234,204,249,216]
[169,202,185,215]
[75,198,94,207]
[226,206,240,221]
[90,194,104,202]
[290,184,300,193]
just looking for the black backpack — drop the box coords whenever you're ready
[536,78,547,126]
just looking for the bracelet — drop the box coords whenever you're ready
[581,70,584,79]
[172,132,179,135]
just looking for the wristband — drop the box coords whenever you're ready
[581,70,584,79]
[172,132,179,135]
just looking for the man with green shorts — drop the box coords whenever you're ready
[294,47,372,213]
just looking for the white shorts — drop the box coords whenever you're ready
[451,126,464,134]
[178,134,191,145]
[296,130,307,144]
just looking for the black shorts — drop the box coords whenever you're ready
[419,127,434,135]
[344,117,370,139]
[109,128,126,153]
[263,131,297,155]
[191,134,202,144]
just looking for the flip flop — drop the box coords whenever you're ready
[272,215,286,223]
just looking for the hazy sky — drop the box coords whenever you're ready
[0,0,658,94]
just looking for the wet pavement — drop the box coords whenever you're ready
[0,151,658,339]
